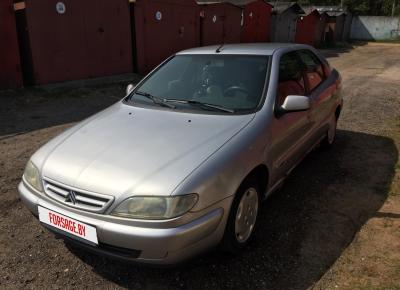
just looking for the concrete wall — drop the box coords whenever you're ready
[350,16,400,40]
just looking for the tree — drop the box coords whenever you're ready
[292,0,399,16]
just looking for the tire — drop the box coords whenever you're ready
[321,114,337,148]
[221,178,261,254]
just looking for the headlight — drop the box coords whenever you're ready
[23,161,43,192]
[111,194,198,220]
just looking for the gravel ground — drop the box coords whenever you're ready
[0,43,399,289]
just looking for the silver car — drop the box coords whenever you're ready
[19,43,343,265]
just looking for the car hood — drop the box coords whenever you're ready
[41,103,254,198]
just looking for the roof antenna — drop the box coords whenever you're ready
[216,43,224,53]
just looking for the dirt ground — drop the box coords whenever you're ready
[0,43,399,289]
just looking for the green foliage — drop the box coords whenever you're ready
[296,0,340,5]
[344,0,398,15]
[292,0,400,16]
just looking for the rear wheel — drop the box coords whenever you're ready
[221,179,261,253]
[321,114,337,148]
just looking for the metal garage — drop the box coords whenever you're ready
[197,1,242,46]
[328,12,346,43]
[23,0,133,85]
[295,7,325,47]
[0,0,23,89]
[342,12,353,41]
[270,2,304,43]
[241,0,273,43]
[134,0,200,74]
[315,6,347,44]
[316,12,329,46]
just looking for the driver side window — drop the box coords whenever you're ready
[277,52,306,107]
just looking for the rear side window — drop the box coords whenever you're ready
[297,50,325,92]
[277,52,306,107]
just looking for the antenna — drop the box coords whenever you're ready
[216,43,224,53]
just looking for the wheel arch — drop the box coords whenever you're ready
[239,164,269,197]
[335,105,342,120]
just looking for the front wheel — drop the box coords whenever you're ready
[221,179,261,254]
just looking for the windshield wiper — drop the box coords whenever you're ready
[135,91,176,109]
[165,99,235,113]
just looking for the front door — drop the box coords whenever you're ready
[269,52,313,183]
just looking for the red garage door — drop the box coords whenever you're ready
[134,0,199,74]
[241,0,273,43]
[200,3,242,46]
[25,0,133,85]
[295,10,320,46]
[0,0,23,89]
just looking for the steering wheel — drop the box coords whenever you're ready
[223,86,249,97]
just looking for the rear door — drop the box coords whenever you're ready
[296,49,332,143]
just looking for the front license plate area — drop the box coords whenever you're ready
[38,206,98,245]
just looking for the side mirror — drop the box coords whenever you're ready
[126,83,135,95]
[279,95,310,114]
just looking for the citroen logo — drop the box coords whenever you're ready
[66,191,77,204]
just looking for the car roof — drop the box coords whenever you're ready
[177,43,310,56]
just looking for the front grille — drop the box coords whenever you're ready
[64,235,142,260]
[43,179,114,213]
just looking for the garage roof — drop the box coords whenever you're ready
[267,2,304,14]
[196,0,272,7]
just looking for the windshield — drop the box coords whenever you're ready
[128,54,270,113]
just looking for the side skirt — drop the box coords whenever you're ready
[263,133,326,200]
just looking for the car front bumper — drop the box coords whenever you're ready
[18,181,232,265]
